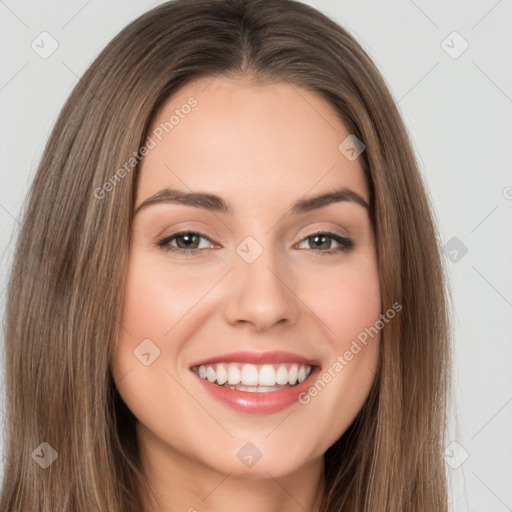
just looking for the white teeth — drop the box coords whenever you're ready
[276,365,289,385]
[216,363,228,385]
[241,364,259,386]
[258,365,276,386]
[194,362,314,389]
[227,363,241,385]
[289,363,298,385]
[206,366,217,383]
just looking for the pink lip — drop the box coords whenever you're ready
[189,350,321,368]
[192,365,322,415]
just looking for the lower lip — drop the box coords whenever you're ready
[192,366,321,415]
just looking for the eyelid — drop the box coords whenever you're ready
[299,226,349,240]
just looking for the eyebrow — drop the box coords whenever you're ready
[134,186,369,216]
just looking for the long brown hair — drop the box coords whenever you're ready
[1,0,450,510]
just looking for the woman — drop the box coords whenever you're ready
[1,0,450,510]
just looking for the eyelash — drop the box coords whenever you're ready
[156,229,354,256]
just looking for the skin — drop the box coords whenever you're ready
[110,74,381,512]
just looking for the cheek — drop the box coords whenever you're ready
[117,255,211,342]
[111,250,224,407]
[110,255,205,439]
[293,255,381,440]
[305,255,381,344]
[111,255,179,385]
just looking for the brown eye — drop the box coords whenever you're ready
[157,231,215,253]
[173,233,201,249]
[296,232,354,254]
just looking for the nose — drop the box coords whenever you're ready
[223,243,300,332]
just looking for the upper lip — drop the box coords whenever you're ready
[189,350,321,369]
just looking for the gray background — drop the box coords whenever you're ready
[1,1,511,510]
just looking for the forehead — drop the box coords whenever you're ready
[136,75,368,208]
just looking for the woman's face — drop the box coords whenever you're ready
[111,75,381,481]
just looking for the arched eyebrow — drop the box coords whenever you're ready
[134,185,369,216]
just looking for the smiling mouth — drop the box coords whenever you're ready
[190,361,314,393]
